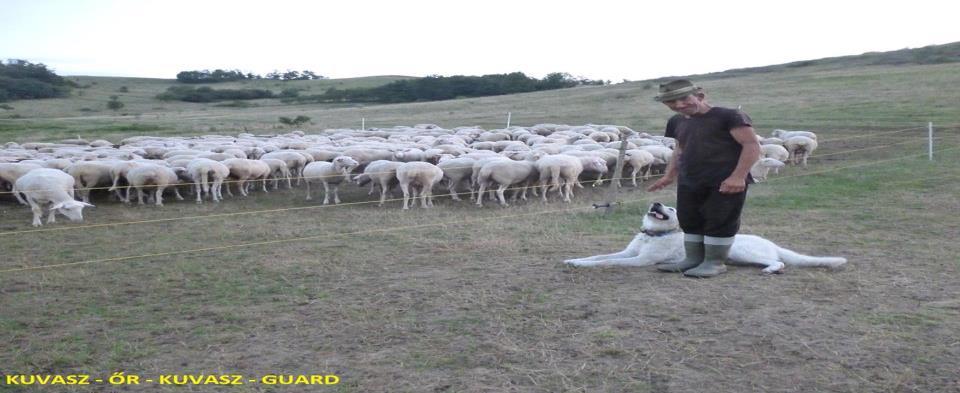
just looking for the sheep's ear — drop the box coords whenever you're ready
[80,202,95,208]
[49,202,64,210]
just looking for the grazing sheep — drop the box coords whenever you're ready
[222,159,272,197]
[760,137,784,146]
[772,129,818,141]
[260,158,293,190]
[0,163,43,196]
[64,161,115,203]
[260,151,309,185]
[126,165,184,206]
[760,144,790,173]
[625,149,657,186]
[535,154,585,202]
[354,160,403,206]
[302,156,359,204]
[13,168,93,226]
[186,158,230,203]
[396,161,444,209]
[783,136,818,167]
[475,160,538,207]
[437,157,476,201]
[750,158,786,182]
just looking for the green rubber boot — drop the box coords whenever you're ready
[684,242,731,278]
[657,240,704,272]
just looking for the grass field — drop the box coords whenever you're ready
[1,60,960,392]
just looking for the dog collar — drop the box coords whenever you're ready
[641,228,678,237]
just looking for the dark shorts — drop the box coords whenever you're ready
[676,182,747,238]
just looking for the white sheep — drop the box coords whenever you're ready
[0,163,43,198]
[750,158,786,182]
[772,129,818,141]
[222,158,272,197]
[126,165,184,206]
[783,136,819,167]
[260,158,293,190]
[535,154,584,202]
[624,149,656,186]
[13,168,93,226]
[475,160,538,207]
[64,161,115,203]
[353,159,403,206]
[396,161,444,209]
[437,157,476,201]
[760,144,790,174]
[186,158,230,203]
[302,156,359,204]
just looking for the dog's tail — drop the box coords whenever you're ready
[777,247,847,268]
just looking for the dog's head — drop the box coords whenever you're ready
[643,202,680,232]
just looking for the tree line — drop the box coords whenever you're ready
[0,59,74,102]
[176,69,326,83]
[285,72,607,104]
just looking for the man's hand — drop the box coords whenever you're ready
[719,176,746,194]
[647,177,674,192]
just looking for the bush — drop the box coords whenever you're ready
[0,59,74,102]
[0,104,13,110]
[118,86,129,92]
[279,115,311,126]
[107,95,124,111]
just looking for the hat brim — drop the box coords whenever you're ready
[653,86,700,102]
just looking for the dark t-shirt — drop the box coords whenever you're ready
[664,107,754,187]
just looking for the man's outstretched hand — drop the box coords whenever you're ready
[647,177,674,192]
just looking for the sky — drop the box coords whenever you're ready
[2,0,958,81]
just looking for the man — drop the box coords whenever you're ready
[646,79,761,278]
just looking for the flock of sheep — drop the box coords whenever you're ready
[0,124,819,227]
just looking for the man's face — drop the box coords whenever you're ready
[662,94,705,116]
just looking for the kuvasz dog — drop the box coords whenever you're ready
[564,202,847,273]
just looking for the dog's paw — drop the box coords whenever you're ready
[565,259,597,267]
[761,263,785,274]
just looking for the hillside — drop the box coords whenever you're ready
[1,42,959,142]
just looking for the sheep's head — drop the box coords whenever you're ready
[333,156,359,174]
[585,157,609,173]
[758,158,785,169]
[51,200,94,222]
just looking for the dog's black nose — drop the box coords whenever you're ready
[652,202,662,207]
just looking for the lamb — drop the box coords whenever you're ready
[750,158,786,182]
[186,158,230,203]
[772,129,818,141]
[783,136,818,167]
[13,168,93,227]
[396,161,444,209]
[302,156,359,204]
[353,159,403,206]
[126,165,185,206]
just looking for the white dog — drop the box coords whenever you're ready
[564,202,847,273]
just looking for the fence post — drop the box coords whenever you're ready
[597,130,629,214]
[928,122,934,161]
[362,118,365,130]
[506,112,512,129]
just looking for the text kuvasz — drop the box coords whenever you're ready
[564,203,847,274]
